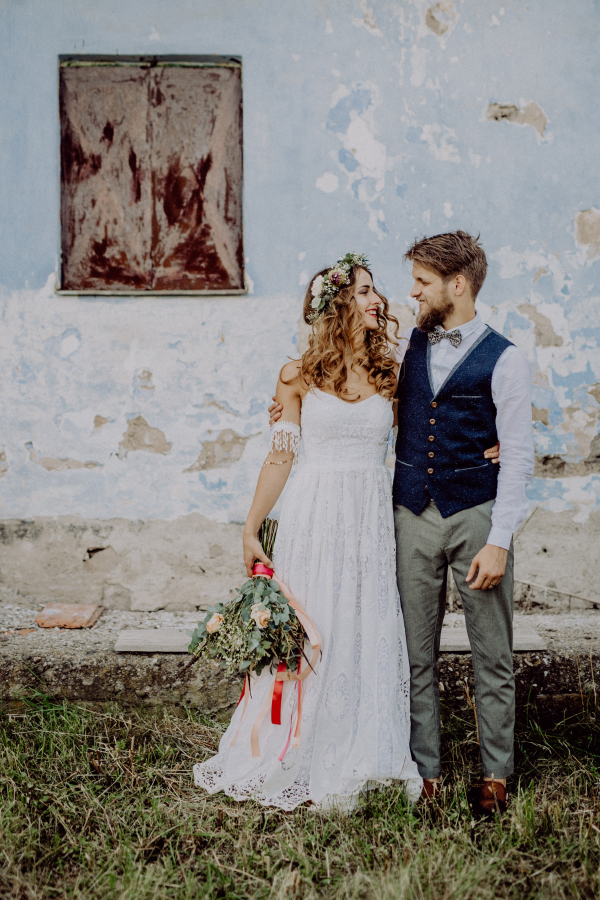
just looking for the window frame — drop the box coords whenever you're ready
[56,55,246,296]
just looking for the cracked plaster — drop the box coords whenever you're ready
[0,0,599,599]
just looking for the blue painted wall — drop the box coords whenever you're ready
[1,0,599,524]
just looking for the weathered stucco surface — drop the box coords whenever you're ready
[0,515,246,612]
[1,0,599,607]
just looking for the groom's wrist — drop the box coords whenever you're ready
[486,527,512,551]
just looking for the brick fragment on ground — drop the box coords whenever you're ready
[35,603,103,629]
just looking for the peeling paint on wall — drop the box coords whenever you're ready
[136,370,155,391]
[517,304,563,348]
[184,429,255,471]
[118,416,172,457]
[575,208,600,259]
[26,443,101,471]
[589,385,600,405]
[0,0,599,541]
[487,101,548,138]
[425,1,457,38]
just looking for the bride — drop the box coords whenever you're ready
[194,253,423,809]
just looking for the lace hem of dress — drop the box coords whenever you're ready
[193,762,421,812]
[269,420,301,464]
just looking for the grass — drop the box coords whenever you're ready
[0,694,598,900]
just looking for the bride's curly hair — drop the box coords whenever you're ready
[295,265,400,401]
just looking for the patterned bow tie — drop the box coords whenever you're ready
[428,329,462,348]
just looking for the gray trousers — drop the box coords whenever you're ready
[394,498,515,779]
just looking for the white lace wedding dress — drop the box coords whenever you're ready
[193,388,421,810]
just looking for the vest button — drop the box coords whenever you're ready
[430,418,436,425]
[427,468,434,475]
[431,401,438,408]
[428,451,434,458]
[428,435,435,442]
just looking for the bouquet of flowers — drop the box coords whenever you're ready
[184,518,321,758]
[187,519,305,677]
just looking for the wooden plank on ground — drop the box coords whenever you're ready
[114,629,190,653]
[116,621,546,655]
[440,620,546,652]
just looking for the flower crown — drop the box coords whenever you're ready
[308,252,369,323]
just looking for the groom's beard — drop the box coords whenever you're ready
[416,289,455,332]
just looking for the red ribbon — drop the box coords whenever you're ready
[271,661,286,724]
[252,562,274,578]
[236,676,247,707]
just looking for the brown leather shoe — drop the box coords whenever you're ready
[469,780,509,818]
[420,778,442,803]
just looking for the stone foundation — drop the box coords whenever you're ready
[0,506,599,615]
[0,514,246,613]
[1,603,598,715]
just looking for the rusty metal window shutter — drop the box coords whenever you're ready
[59,56,244,294]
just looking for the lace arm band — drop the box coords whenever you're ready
[268,420,300,464]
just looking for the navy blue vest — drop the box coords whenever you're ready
[393,326,514,518]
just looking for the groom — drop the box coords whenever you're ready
[395,231,533,815]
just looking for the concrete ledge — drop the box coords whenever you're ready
[1,605,598,714]
[1,645,597,715]
[0,649,240,712]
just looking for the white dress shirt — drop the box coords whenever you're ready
[395,314,534,550]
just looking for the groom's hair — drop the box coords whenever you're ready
[403,231,488,299]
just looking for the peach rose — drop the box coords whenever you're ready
[250,604,271,629]
[206,613,224,634]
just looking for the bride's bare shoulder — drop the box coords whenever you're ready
[279,359,309,395]
[279,359,302,382]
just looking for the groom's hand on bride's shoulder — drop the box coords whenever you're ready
[466,544,508,591]
[269,396,283,427]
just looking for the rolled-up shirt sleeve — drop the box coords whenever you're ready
[488,346,534,549]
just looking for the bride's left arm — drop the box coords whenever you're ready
[242,362,302,575]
